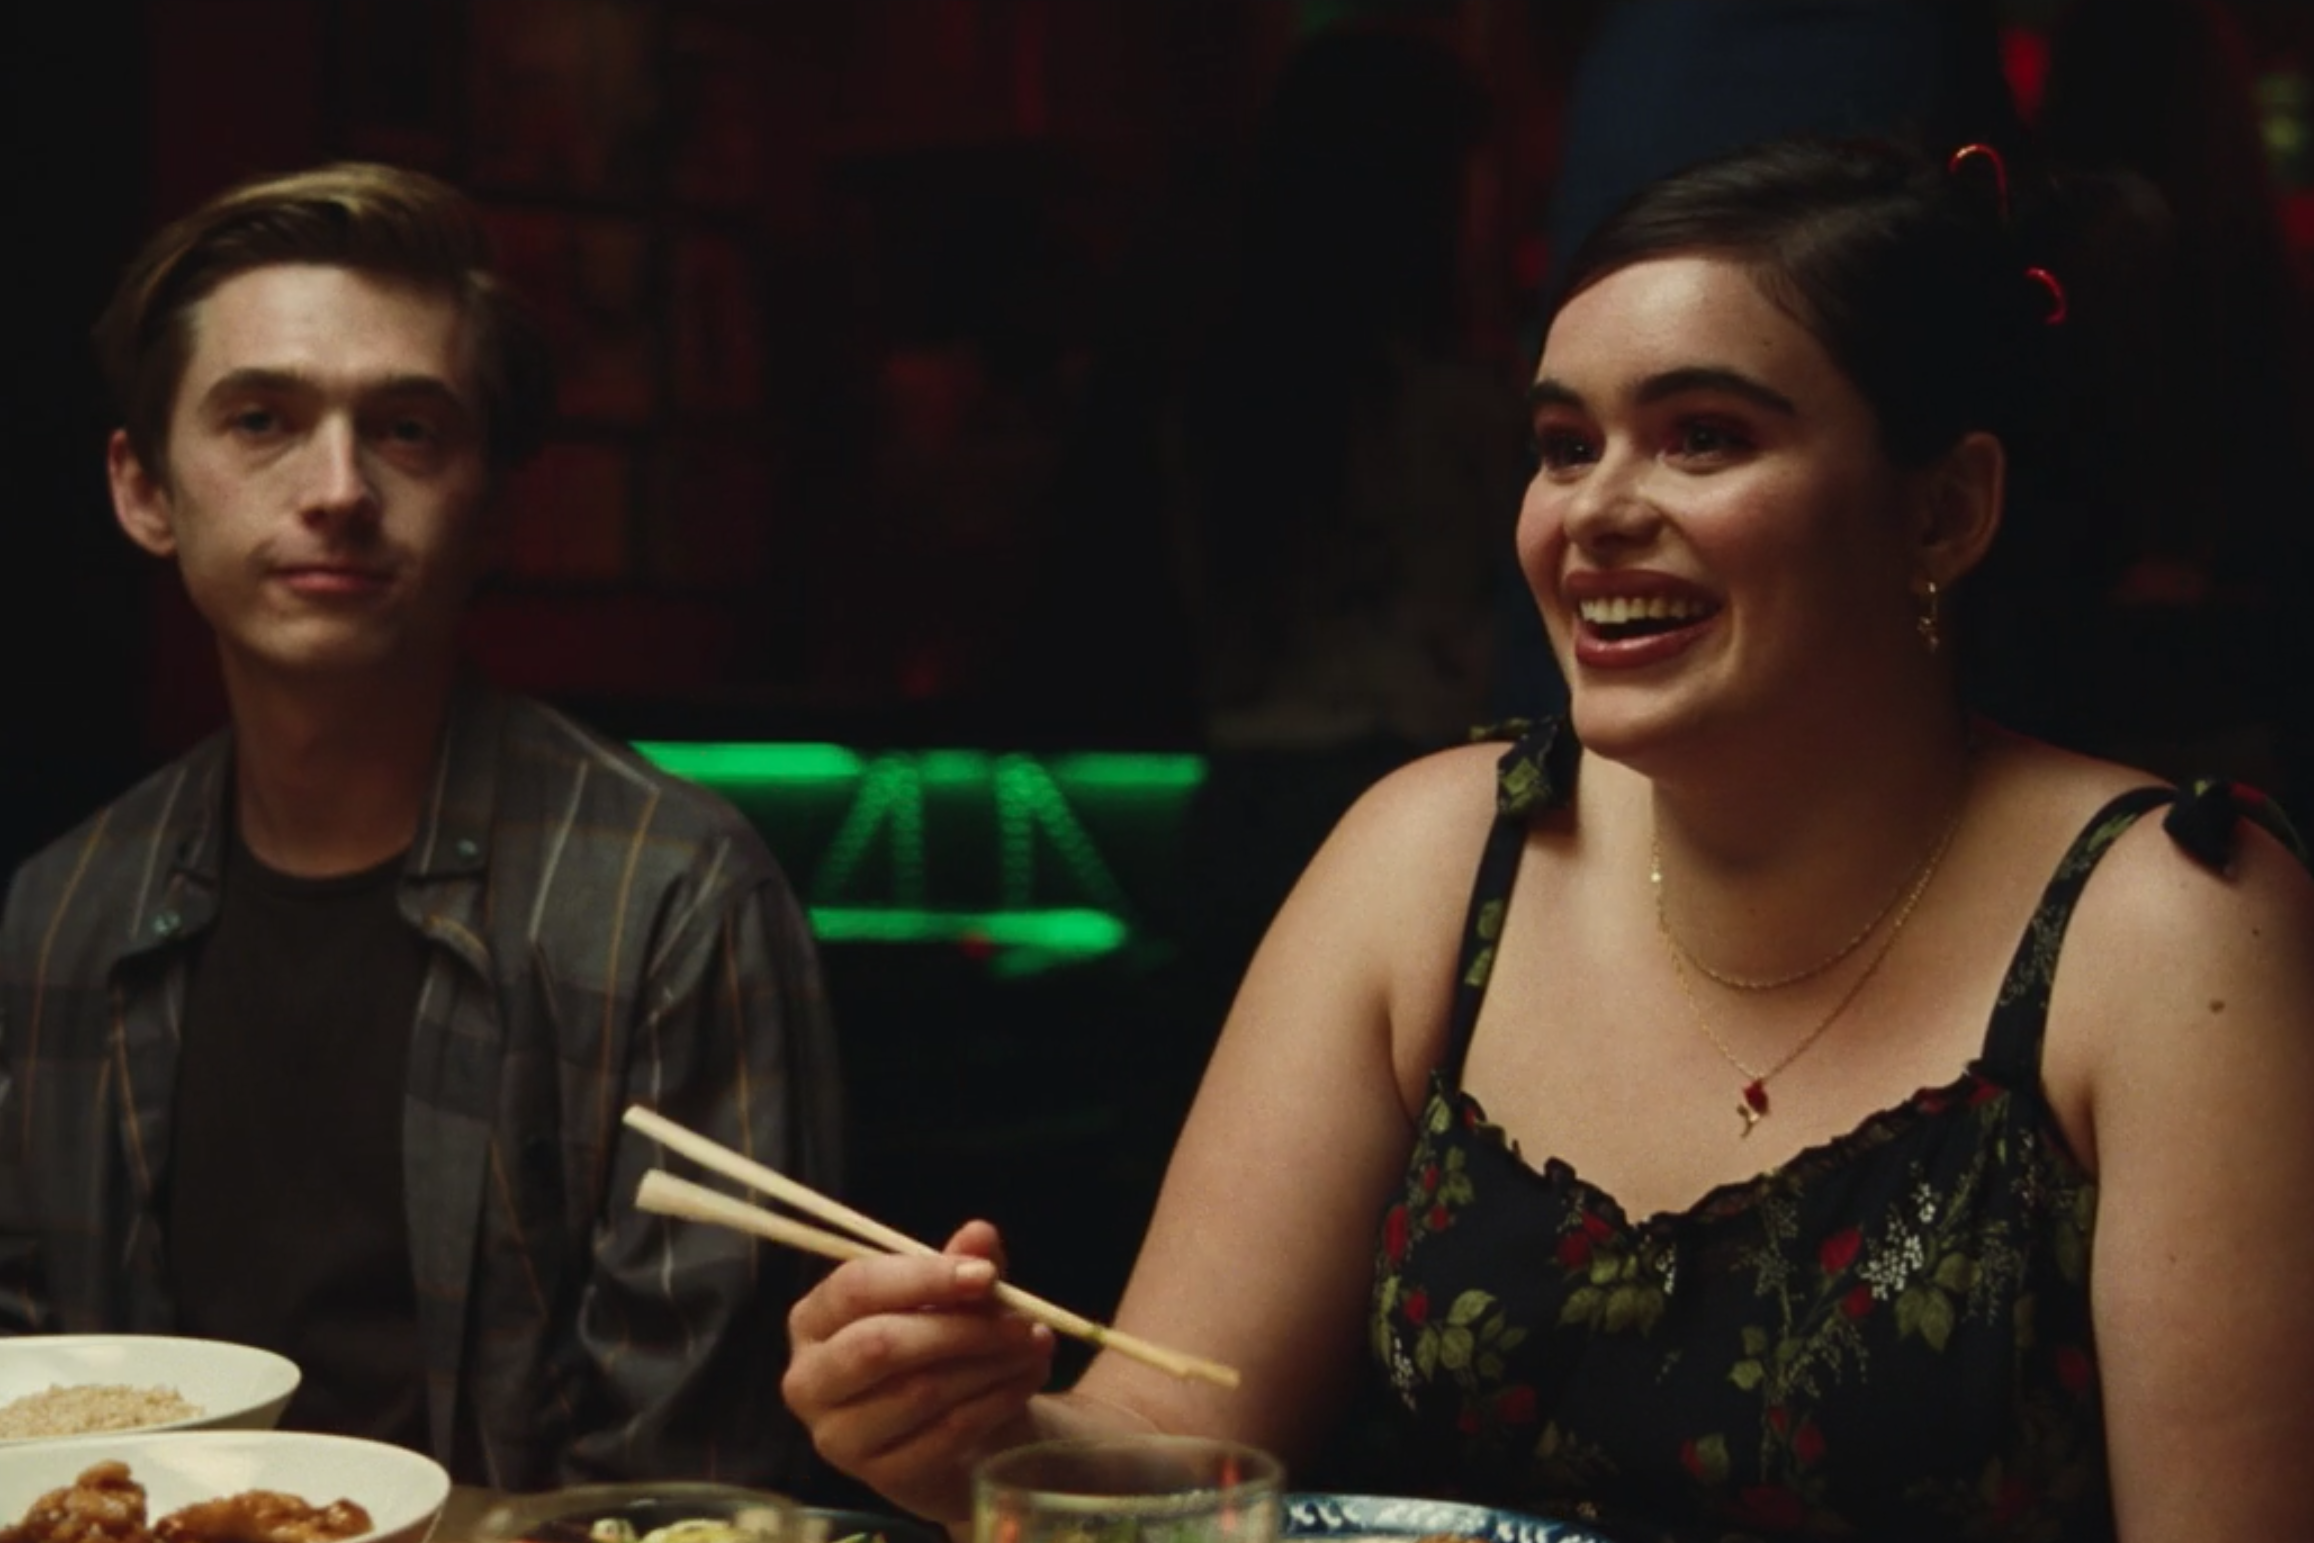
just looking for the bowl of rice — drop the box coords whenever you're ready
[0,1335,300,1444]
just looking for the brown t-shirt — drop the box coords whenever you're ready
[166,832,429,1451]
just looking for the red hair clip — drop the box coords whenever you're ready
[1947,142,2010,218]
[1952,144,2065,326]
[2024,265,2067,326]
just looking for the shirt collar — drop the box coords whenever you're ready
[114,734,231,961]
[133,675,507,957]
[403,675,507,881]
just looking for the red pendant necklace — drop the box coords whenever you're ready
[1652,797,1967,1137]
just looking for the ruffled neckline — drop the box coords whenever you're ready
[1434,1058,2083,1238]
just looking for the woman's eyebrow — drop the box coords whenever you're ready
[1635,366,1797,416]
[1527,368,1799,418]
[1527,378,1585,413]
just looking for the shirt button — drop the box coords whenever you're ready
[151,910,181,937]
[454,838,480,863]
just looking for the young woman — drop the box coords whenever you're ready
[779,139,2314,1542]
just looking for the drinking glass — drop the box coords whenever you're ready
[973,1436,1283,1543]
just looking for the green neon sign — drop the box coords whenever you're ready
[633,741,864,785]
[807,906,1129,952]
[638,742,1204,795]
[633,742,1204,960]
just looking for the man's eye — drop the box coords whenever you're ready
[373,410,461,454]
[229,408,281,436]
[1532,427,1599,472]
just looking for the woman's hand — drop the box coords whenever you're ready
[782,1219,1056,1522]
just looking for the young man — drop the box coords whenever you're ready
[0,163,843,1489]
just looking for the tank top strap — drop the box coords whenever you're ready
[1980,774,2312,1081]
[1979,786,2173,1081]
[1440,718,1581,1089]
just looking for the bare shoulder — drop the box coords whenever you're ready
[1248,739,1515,1097]
[1303,739,1512,893]
[2024,740,2314,1145]
[1272,737,1512,978]
[2039,749,2314,993]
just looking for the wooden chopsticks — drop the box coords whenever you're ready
[625,1104,1242,1390]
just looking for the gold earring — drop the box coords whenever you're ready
[1916,579,1942,655]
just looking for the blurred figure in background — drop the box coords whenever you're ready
[2029,0,2314,822]
[1164,24,1527,1076]
[1013,25,1530,1211]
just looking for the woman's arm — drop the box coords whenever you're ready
[783,745,1505,1519]
[1071,746,1505,1453]
[2063,811,2314,1540]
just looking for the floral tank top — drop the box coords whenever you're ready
[1362,720,2300,1543]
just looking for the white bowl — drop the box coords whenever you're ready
[0,1335,301,1442]
[0,1430,450,1543]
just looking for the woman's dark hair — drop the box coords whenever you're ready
[1552,136,2060,472]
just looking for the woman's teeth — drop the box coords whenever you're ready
[1578,595,1713,635]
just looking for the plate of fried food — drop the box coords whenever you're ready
[0,1336,301,1444]
[0,1430,450,1543]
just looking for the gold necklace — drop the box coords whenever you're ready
[1653,799,1966,1137]
[1651,829,1918,991]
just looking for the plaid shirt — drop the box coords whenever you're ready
[0,681,843,1489]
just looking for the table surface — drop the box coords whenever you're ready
[439,1486,507,1541]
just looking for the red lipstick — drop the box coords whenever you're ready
[1563,569,1721,671]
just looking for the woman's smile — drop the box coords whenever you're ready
[1566,569,1724,667]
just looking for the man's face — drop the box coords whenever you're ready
[110,263,495,690]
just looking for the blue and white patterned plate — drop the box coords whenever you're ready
[1282,1493,1604,1543]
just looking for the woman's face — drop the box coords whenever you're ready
[1517,252,1930,765]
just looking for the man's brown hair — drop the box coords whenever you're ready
[93,161,552,477]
